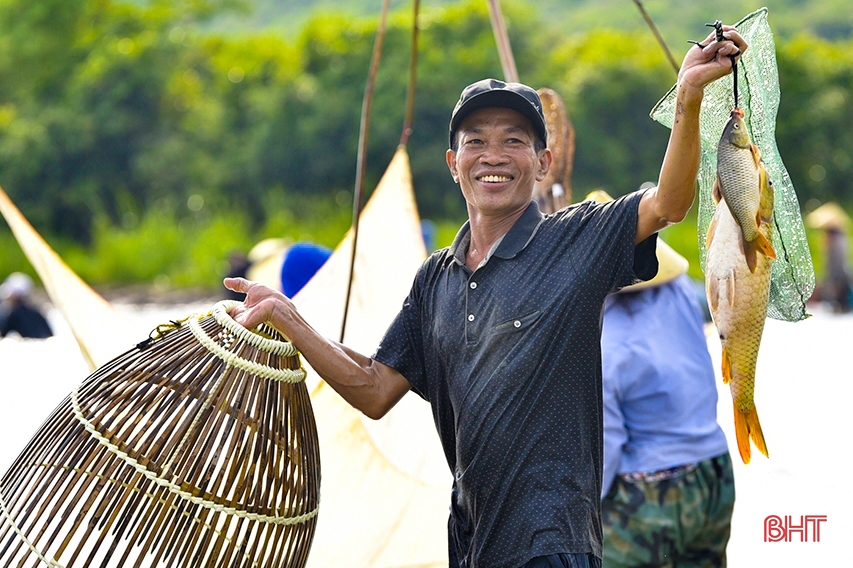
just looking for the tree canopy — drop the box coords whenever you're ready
[1,0,851,281]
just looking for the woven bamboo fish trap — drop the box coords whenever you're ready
[0,301,320,568]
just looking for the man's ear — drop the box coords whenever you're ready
[446,148,459,183]
[535,148,553,182]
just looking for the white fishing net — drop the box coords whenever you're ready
[651,7,814,322]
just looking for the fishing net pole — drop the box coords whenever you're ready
[651,7,815,322]
[341,0,393,343]
[485,1,575,210]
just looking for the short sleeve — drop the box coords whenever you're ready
[572,190,658,292]
[372,259,430,400]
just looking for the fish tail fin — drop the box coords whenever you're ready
[733,402,769,464]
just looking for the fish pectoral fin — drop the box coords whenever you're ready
[726,269,737,308]
[733,402,769,464]
[721,346,732,385]
[707,277,720,312]
[712,176,723,204]
[706,216,718,249]
[706,277,720,313]
[750,143,763,169]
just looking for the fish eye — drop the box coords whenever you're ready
[733,123,740,129]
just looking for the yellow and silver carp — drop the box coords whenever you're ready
[706,113,776,463]
[714,108,776,273]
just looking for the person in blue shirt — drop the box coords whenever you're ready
[599,235,734,567]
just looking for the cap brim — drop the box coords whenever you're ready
[449,90,547,147]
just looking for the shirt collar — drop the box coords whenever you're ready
[448,201,545,266]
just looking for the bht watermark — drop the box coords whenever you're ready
[764,515,827,542]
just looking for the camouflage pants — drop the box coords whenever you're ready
[601,453,735,568]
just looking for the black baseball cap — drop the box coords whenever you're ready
[449,78,547,148]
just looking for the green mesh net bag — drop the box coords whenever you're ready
[650,7,814,322]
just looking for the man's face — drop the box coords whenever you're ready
[446,107,550,218]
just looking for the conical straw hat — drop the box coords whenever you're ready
[0,300,320,567]
[805,202,851,231]
[584,190,689,291]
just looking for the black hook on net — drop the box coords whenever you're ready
[711,20,740,108]
[688,20,740,108]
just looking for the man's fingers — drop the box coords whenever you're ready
[224,276,252,292]
[230,304,263,329]
[696,27,746,54]
[722,29,746,48]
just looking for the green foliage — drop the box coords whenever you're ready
[433,217,467,251]
[659,203,703,281]
[215,0,853,42]
[18,192,351,289]
[0,229,29,279]
[539,29,675,196]
[776,36,853,207]
[2,0,853,289]
[257,192,352,248]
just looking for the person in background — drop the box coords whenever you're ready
[279,242,332,298]
[822,225,852,313]
[421,219,438,253]
[599,227,734,568]
[0,272,53,339]
[805,202,852,314]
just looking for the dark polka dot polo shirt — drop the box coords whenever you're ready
[373,190,658,568]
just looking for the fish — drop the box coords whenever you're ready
[714,108,777,272]
[705,134,776,464]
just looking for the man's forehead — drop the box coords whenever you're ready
[458,107,535,134]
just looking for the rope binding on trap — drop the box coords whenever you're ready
[138,300,306,383]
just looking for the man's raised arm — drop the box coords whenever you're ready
[636,25,748,244]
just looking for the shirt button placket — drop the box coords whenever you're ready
[466,278,478,343]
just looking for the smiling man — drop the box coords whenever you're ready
[225,26,746,568]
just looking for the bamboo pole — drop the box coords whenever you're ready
[486,0,519,83]
[340,0,393,343]
[399,0,421,148]
[632,0,680,75]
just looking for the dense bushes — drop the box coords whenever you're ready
[1,0,851,286]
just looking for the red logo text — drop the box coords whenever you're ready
[764,515,827,542]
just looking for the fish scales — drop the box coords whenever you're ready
[717,137,761,243]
